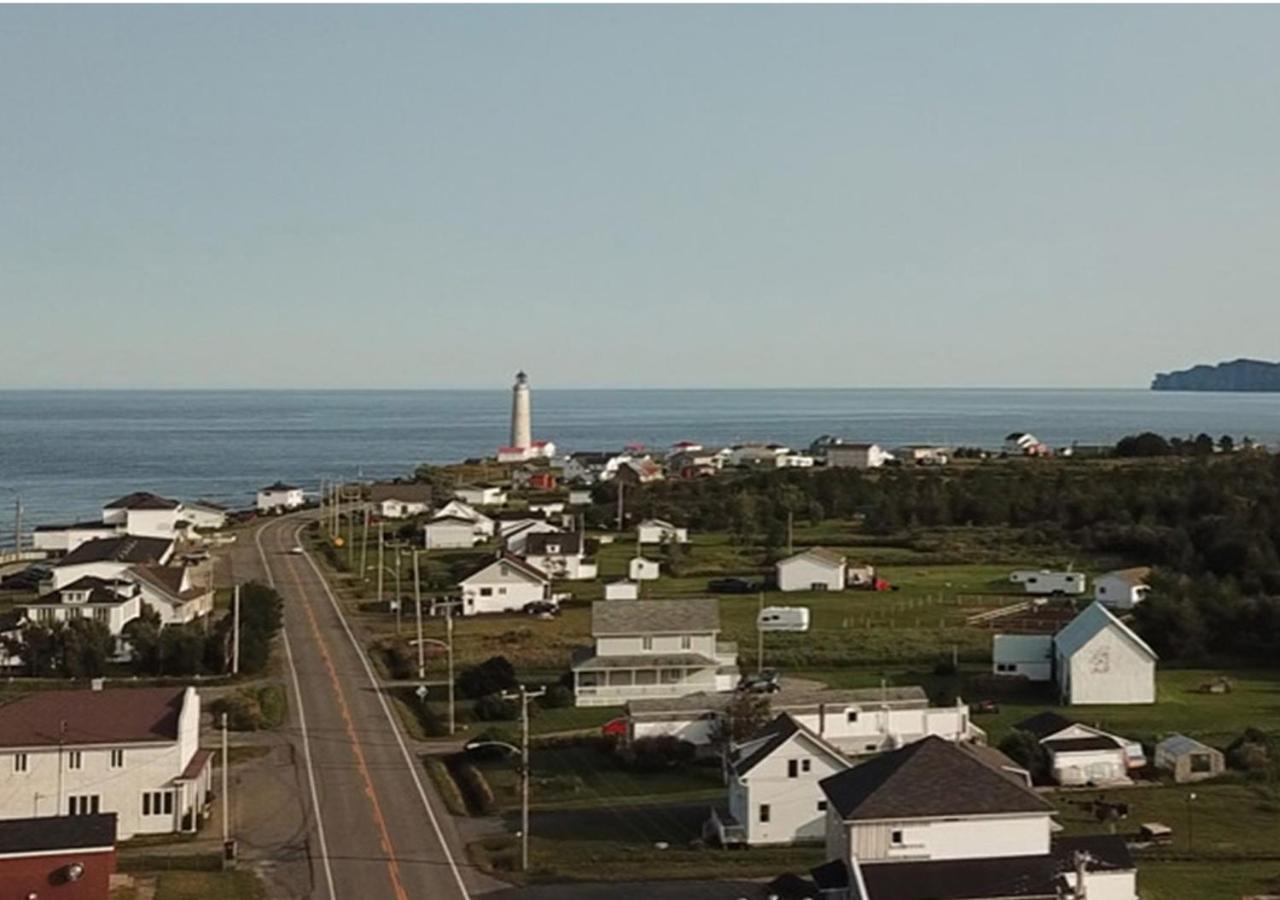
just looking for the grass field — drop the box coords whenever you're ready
[154,871,267,900]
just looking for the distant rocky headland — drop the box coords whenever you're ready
[1152,358,1280,392]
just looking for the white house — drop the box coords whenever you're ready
[1014,712,1143,787]
[810,737,1138,900]
[777,547,847,592]
[20,577,143,637]
[256,482,305,513]
[825,443,893,470]
[457,555,550,616]
[499,519,562,555]
[32,521,119,555]
[102,492,183,539]
[1094,567,1152,610]
[629,557,660,581]
[572,598,739,707]
[423,515,483,550]
[637,519,689,545]
[728,444,791,469]
[1053,602,1157,705]
[1004,432,1051,457]
[563,452,631,485]
[51,536,175,590]
[0,686,212,839]
[629,685,982,755]
[178,501,228,531]
[604,580,640,601]
[453,485,507,507]
[433,500,495,538]
[992,634,1054,681]
[893,445,951,466]
[522,531,596,581]
[369,483,433,520]
[709,713,850,847]
[496,439,556,464]
[128,564,214,625]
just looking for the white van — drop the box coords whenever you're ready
[757,606,810,633]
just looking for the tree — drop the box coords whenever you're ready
[59,619,114,678]
[124,607,163,675]
[712,692,773,747]
[998,730,1050,783]
[1219,435,1235,453]
[457,656,518,700]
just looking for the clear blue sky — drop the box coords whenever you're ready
[3,6,1279,389]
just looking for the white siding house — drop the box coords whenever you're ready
[777,547,846,592]
[457,556,550,616]
[500,519,562,555]
[1094,567,1152,610]
[178,501,228,531]
[710,714,850,846]
[1013,712,1143,786]
[0,686,212,839]
[992,634,1054,681]
[522,531,597,581]
[423,516,482,550]
[453,485,507,507]
[629,557,660,581]
[50,536,175,590]
[824,443,892,470]
[128,564,214,625]
[369,484,433,520]
[1054,603,1157,705]
[102,493,184,539]
[20,577,142,637]
[572,599,738,707]
[433,500,496,538]
[32,522,120,555]
[256,482,305,513]
[637,519,689,545]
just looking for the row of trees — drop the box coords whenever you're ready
[3,582,284,679]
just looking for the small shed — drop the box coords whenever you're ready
[604,580,640,601]
[1155,734,1224,783]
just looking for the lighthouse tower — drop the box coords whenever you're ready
[510,371,532,450]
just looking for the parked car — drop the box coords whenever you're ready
[523,601,559,617]
[708,577,759,594]
[738,670,782,694]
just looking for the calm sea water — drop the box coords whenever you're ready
[2,389,1279,534]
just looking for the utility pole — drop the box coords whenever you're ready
[13,496,22,554]
[500,685,546,872]
[413,550,424,678]
[1072,850,1090,899]
[347,488,355,568]
[616,481,624,532]
[786,510,793,556]
[221,712,230,845]
[377,523,385,614]
[232,584,241,675]
[445,607,455,735]
[360,507,370,580]
[756,591,765,674]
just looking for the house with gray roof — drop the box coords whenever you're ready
[707,713,850,847]
[571,598,738,707]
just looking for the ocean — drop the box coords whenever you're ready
[2,388,1279,533]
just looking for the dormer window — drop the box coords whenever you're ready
[642,637,654,651]
[63,590,88,605]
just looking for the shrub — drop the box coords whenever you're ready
[212,684,287,731]
[998,730,1050,783]
[474,693,518,722]
[449,757,496,815]
[540,684,574,709]
[619,735,697,773]
[1227,728,1274,771]
[457,656,518,700]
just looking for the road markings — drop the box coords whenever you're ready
[282,550,410,900]
[253,521,338,900]
[293,523,473,900]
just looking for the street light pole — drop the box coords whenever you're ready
[1187,791,1197,852]
[500,685,546,872]
[756,591,764,675]
[221,713,229,845]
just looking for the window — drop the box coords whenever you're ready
[479,587,493,597]
[68,795,100,816]
[759,804,771,823]
[642,637,654,651]
[680,635,692,650]
[996,663,1016,673]
[817,800,828,812]
[94,608,110,624]
[846,710,859,723]
[788,760,799,778]
[1190,754,1213,773]
[143,791,175,817]
[67,750,83,770]
[891,830,904,846]
[497,587,507,595]
[802,759,811,773]
[12,753,28,773]
[110,749,124,769]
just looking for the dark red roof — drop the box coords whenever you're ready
[0,687,189,749]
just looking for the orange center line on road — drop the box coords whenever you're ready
[281,550,410,900]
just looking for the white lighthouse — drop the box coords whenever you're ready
[497,371,555,463]
[510,370,532,450]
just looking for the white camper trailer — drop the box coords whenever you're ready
[1009,569,1087,596]
[757,606,811,633]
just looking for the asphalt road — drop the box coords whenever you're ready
[252,514,485,900]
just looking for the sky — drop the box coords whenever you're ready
[2,6,1279,390]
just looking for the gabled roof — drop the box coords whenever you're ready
[0,813,116,854]
[260,481,299,492]
[0,687,191,749]
[56,535,173,567]
[34,520,117,533]
[1099,566,1152,587]
[369,483,433,504]
[34,575,138,606]
[425,515,479,526]
[780,546,846,568]
[460,554,549,586]
[731,713,848,777]
[1013,711,1078,740]
[591,598,720,636]
[639,518,677,529]
[1054,601,1158,661]
[819,736,1051,821]
[1043,736,1122,753]
[103,491,180,511]
[525,531,584,556]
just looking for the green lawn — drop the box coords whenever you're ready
[1138,860,1280,899]
[154,871,266,900]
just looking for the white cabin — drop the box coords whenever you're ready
[1094,567,1152,610]
[777,547,846,592]
[256,482,304,513]
[457,556,550,616]
[629,557,660,581]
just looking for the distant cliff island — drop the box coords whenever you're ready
[1152,358,1280,392]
